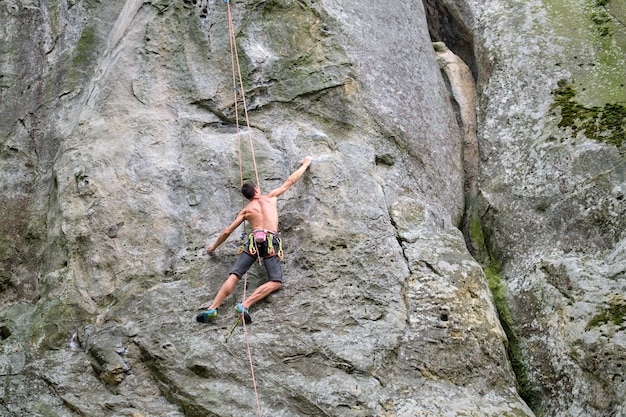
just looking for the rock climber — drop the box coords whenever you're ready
[196,157,312,324]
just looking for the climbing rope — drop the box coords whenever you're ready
[225,1,263,416]
[226,0,260,191]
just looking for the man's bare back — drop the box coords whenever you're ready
[243,195,279,232]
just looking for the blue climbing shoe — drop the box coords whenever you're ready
[196,308,218,323]
[235,303,252,324]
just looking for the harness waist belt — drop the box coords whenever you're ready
[239,231,284,260]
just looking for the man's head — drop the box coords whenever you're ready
[241,182,258,200]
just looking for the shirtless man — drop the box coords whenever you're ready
[196,157,312,324]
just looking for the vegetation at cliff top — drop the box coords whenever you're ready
[546,0,626,106]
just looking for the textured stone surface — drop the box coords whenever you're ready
[0,0,532,416]
[445,0,626,415]
[2,0,623,416]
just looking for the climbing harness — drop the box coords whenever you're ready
[238,231,284,261]
[253,230,267,243]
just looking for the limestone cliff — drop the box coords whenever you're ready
[428,0,626,415]
[0,0,623,417]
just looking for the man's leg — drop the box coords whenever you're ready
[206,252,256,310]
[208,273,240,309]
[241,280,281,309]
[197,273,243,323]
[241,255,283,309]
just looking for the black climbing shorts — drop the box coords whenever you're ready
[230,251,283,282]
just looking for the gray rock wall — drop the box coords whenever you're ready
[440,0,626,415]
[1,0,528,415]
[6,0,622,416]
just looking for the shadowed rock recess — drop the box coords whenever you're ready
[0,1,623,417]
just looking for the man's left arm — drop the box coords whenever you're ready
[267,157,312,198]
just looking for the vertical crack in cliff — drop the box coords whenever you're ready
[421,0,480,257]
[421,0,477,79]
[379,185,415,338]
[433,42,479,256]
[422,2,536,407]
[84,0,145,107]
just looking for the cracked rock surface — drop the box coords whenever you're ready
[0,0,528,415]
[3,0,624,416]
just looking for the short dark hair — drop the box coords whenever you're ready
[241,182,256,200]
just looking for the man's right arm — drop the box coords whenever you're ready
[206,210,246,253]
[267,157,312,198]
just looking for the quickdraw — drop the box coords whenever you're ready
[224,316,241,343]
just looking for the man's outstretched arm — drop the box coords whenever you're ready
[267,157,312,198]
[206,210,246,253]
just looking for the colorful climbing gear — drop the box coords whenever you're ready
[238,231,284,260]
[225,316,241,342]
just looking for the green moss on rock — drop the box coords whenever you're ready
[484,263,537,408]
[586,296,626,329]
[66,25,100,87]
[238,0,350,101]
[545,0,626,105]
[28,300,91,351]
[468,211,539,409]
[0,197,30,291]
[74,26,98,66]
[551,79,625,148]
[590,0,613,37]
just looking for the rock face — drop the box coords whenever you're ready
[0,1,622,417]
[430,0,626,416]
